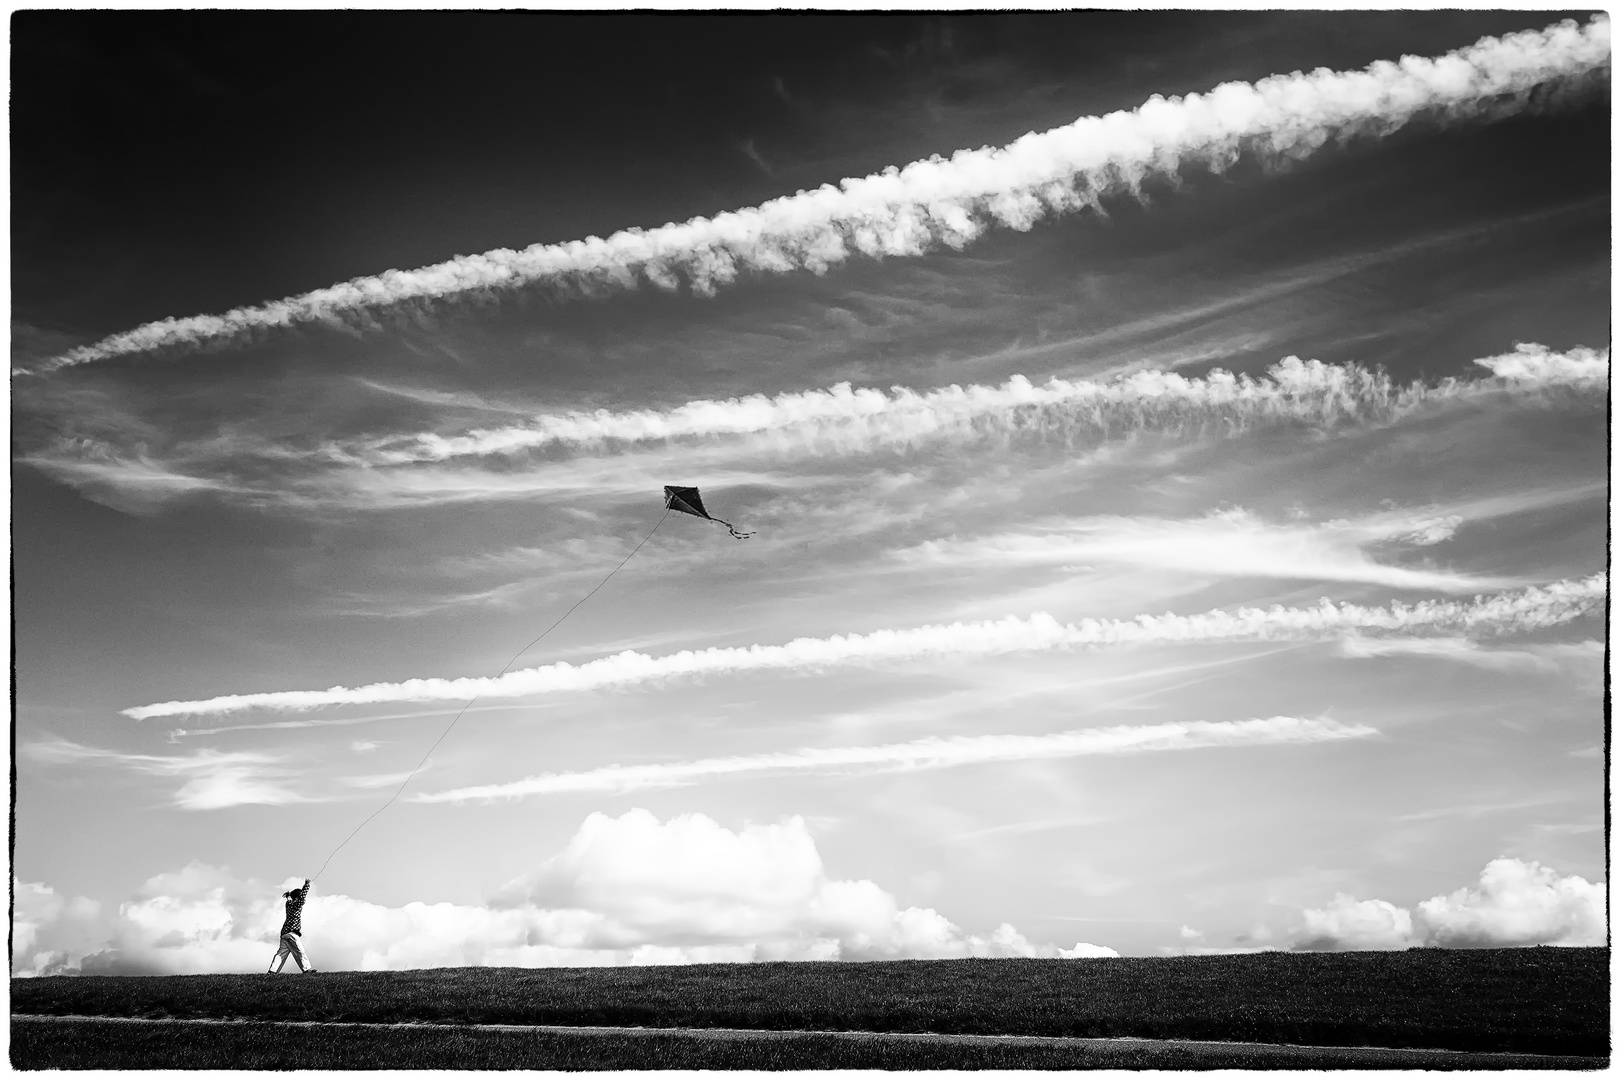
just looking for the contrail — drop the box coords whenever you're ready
[412,716,1375,803]
[30,17,1609,374]
[123,573,1605,720]
[338,344,1608,466]
[21,345,1603,514]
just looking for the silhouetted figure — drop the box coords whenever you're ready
[268,879,316,973]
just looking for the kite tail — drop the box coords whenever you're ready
[714,518,753,539]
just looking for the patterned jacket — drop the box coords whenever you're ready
[280,881,310,937]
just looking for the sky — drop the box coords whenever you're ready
[10,11,1610,975]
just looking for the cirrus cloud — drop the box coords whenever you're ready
[23,736,308,810]
[900,506,1522,594]
[24,17,1609,373]
[123,573,1606,720]
[414,716,1374,804]
[327,347,1609,469]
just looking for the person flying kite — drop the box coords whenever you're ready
[664,486,752,538]
[268,878,316,974]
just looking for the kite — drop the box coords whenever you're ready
[664,485,753,538]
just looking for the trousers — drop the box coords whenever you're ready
[269,932,311,972]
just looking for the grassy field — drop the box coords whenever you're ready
[12,947,1609,1068]
[11,1016,1605,1071]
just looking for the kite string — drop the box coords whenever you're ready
[311,508,673,883]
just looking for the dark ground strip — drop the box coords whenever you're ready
[12,1015,1608,1071]
[14,950,1610,1057]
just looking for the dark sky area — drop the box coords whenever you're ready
[13,11,1600,338]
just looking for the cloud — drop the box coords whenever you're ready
[284,455,798,512]
[22,437,253,514]
[82,864,285,975]
[901,506,1522,593]
[340,769,423,790]
[12,881,104,977]
[1416,858,1607,948]
[1473,342,1609,387]
[331,349,1607,468]
[13,811,1117,973]
[1339,635,1604,673]
[1293,858,1605,951]
[14,865,288,977]
[1296,895,1418,951]
[166,703,541,741]
[19,348,1604,515]
[23,736,308,810]
[1059,941,1121,959]
[1397,516,1463,546]
[123,573,1606,720]
[415,716,1372,804]
[26,17,1608,372]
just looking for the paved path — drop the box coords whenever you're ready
[11,1012,1600,1067]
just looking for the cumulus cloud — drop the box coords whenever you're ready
[13,811,1116,974]
[1416,858,1607,947]
[1296,895,1418,951]
[1473,342,1609,387]
[415,716,1372,804]
[26,17,1609,372]
[11,864,286,976]
[23,736,308,810]
[12,880,105,977]
[124,573,1606,720]
[901,506,1521,593]
[1293,858,1605,951]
